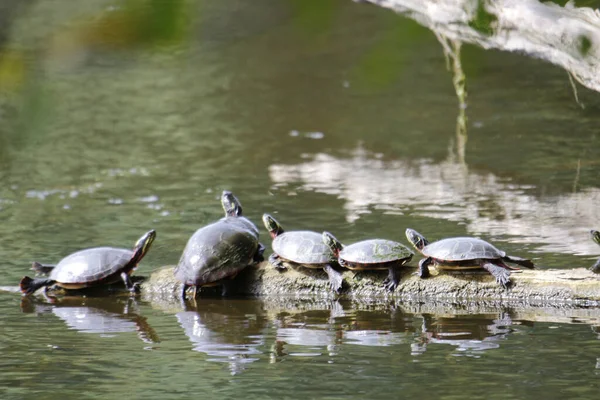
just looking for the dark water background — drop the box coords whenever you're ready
[1,0,599,398]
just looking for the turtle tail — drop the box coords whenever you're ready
[503,256,535,269]
[31,262,55,275]
[19,276,54,296]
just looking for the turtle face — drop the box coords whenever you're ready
[322,231,343,256]
[262,213,284,239]
[405,228,429,251]
[591,230,600,245]
[221,190,242,217]
[133,229,156,262]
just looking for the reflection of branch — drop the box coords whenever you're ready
[567,72,585,109]
[436,33,467,165]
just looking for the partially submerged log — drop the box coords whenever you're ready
[141,262,600,306]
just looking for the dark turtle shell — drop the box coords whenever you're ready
[420,237,505,261]
[339,239,413,265]
[49,247,135,284]
[175,216,260,286]
[272,231,333,265]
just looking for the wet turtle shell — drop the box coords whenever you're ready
[272,231,333,265]
[20,229,156,295]
[339,239,413,270]
[49,247,137,287]
[175,216,260,286]
[420,237,505,262]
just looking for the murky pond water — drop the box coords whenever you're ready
[1,0,600,399]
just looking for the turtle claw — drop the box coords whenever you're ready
[129,282,141,294]
[418,258,432,279]
[481,262,512,289]
[383,268,399,292]
[383,279,398,292]
[269,253,287,271]
[323,264,344,294]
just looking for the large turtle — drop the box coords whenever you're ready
[19,229,156,295]
[405,228,534,288]
[175,191,265,299]
[591,230,600,273]
[262,214,343,293]
[322,231,413,291]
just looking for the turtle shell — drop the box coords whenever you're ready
[421,237,505,261]
[175,216,260,286]
[50,247,134,284]
[272,231,332,265]
[340,239,413,264]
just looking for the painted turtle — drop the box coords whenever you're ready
[175,191,265,299]
[322,231,413,291]
[20,229,156,295]
[405,228,534,288]
[262,214,343,293]
[591,230,600,273]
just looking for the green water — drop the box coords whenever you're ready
[1,0,599,398]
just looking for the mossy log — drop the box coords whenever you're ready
[141,262,600,306]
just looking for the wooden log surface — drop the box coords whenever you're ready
[141,262,600,306]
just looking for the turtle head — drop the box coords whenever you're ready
[132,229,156,263]
[221,190,242,217]
[322,231,343,257]
[591,230,600,245]
[405,228,429,251]
[262,214,284,239]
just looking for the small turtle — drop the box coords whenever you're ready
[322,231,413,291]
[20,229,156,295]
[263,214,343,293]
[405,228,534,288]
[590,230,600,273]
[175,191,265,299]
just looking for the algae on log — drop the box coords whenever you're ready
[361,0,600,93]
[141,262,600,306]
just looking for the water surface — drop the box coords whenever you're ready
[1,0,600,398]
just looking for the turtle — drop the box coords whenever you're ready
[322,231,413,292]
[405,228,535,288]
[590,230,600,273]
[262,213,343,293]
[175,191,265,299]
[19,229,156,296]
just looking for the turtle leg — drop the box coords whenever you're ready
[19,276,55,296]
[120,272,139,293]
[254,243,266,263]
[418,258,432,279]
[181,284,189,300]
[383,267,399,292]
[323,264,344,294]
[503,255,535,269]
[590,258,600,274]
[31,262,56,275]
[269,253,287,271]
[480,261,511,289]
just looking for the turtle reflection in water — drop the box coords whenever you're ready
[21,296,160,344]
[19,230,156,295]
[263,214,343,293]
[175,191,264,300]
[405,228,534,288]
[322,231,413,291]
[590,230,600,274]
